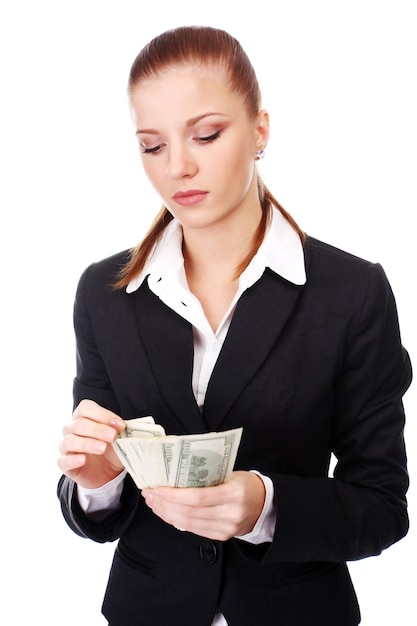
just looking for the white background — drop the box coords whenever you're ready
[1,1,415,624]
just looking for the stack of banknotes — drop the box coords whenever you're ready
[112,416,243,489]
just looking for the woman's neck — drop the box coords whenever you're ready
[182,205,263,331]
[182,206,263,282]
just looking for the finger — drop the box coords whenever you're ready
[63,417,120,444]
[57,453,86,474]
[143,489,231,527]
[60,432,108,456]
[142,483,229,508]
[147,497,236,540]
[73,399,125,430]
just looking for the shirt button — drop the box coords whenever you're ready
[199,540,218,564]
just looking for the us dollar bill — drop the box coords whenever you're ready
[120,416,165,439]
[112,416,243,490]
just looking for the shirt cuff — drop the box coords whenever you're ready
[77,470,127,517]
[235,470,276,544]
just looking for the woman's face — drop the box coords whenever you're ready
[129,64,269,233]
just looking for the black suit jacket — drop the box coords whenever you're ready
[58,235,411,626]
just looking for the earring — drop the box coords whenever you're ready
[255,149,265,161]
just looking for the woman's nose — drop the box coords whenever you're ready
[166,144,198,179]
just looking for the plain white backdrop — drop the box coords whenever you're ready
[1,1,415,624]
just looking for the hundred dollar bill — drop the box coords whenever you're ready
[168,430,242,487]
[112,416,243,490]
[120,416,165,438]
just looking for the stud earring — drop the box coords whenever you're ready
[255,149,265,161]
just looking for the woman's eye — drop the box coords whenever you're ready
[197,130,221,144]
[142,144,162,154]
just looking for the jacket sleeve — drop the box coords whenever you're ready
[263,262,411,564]
[57,263,140,542]
[57,473,139,542]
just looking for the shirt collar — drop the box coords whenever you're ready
[126,207,306,294]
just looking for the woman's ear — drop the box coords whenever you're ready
[255,109,270,152]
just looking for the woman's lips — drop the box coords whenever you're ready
[172,190,208,206]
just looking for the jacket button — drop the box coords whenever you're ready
[199,540,218,564]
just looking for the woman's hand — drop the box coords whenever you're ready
[142,471,266,541]
[57,399,126,489]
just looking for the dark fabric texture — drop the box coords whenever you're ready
[58,235,411,626]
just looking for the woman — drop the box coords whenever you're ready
[57,26,411,625]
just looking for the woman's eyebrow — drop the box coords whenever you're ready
[185,112,226,127]
[136,112,227,135]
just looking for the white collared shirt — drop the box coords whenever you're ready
[78,208,306,626]
[127,207,305,409]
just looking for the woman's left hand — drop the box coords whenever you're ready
[142,471,266,540]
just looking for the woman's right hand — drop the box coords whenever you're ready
[57,399,126,489]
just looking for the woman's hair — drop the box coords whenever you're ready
[114,25,305,289]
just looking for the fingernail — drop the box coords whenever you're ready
[100,429,113,442]
[144,494,154,509]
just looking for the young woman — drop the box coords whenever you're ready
[57,26,411,626]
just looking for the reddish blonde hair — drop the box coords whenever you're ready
[114,26,304,288]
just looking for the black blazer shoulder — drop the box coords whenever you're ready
[82,235,387,294]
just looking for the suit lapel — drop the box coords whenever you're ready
[203,270,303,430]
[132,270,303,435]
[132,282,207,434]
